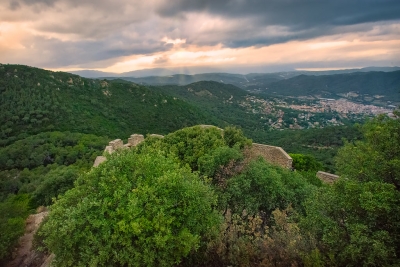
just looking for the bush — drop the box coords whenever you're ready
[302,180,400,266]
[31,165,79,206]
[226,158,313,217]
[289,153,323,172]
[138,126,251,172]
[0,194,31,261]
[39,148,220,267]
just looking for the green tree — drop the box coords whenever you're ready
[0,194,31,261]
[336,113,400,189]
[139,125,251,173]
[31,165,79,206]
[39,148,220,267]
[226,158,312,217]
[302,180,400,266]
[302,113,400,266]
[289,153,322,172]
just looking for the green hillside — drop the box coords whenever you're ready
[150,81,270,132]
[0,64,213,146]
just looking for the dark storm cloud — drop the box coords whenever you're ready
[157,0,400,27]
[152,0,400,48]
[8,1,20,10]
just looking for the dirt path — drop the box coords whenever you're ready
[5,211,49,267]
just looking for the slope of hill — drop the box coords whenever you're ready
[262,71,400,103]
[0,64,213,146]
[150,81,271,132]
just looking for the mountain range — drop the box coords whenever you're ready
[69,66,400,79]
[69,67,400,104]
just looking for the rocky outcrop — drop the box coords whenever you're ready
[316,171,339,184]
[5,209,49,267]
[251,143,293,169]
[93,126,293,169]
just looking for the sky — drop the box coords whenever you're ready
[0,0,400,74]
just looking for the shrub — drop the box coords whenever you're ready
[39,148,220,267]
[0,194,31,261]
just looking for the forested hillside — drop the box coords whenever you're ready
[0,64,213,146]
[150,81,270,132]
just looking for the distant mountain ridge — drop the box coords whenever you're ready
[69,67,400,103]
[69,66,223,78]
[261,71,400,104]
[69,66,400,79]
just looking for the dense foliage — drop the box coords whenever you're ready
[36,126,318,266]
[0,131,108,203]
[151,81,271,133]
[0,131,109,262]
[336,113,400,189]
[0,194,31,261]
[39,147,220,267]
[0,64,211,146]
[303,180,400,266]
[301,113,400,266]
[4,115,398,266]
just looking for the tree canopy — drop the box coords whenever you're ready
[39,147,220,267]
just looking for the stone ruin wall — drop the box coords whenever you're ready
[93,134,162,167]
[93,129,293,169]
[93,128,340,184]
[316,171,339,184]
[250,143,293,169]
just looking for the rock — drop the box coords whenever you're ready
[93,156,107,167]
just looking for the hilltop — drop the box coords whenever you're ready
[149,81,270,131]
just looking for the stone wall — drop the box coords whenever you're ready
[128,134,145,146]
[93,156,107,167]
[250,143,293,169]
[93,134,161,167]
[103,134,149,155]
[93,127,292,170]
[316,171,339,184]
